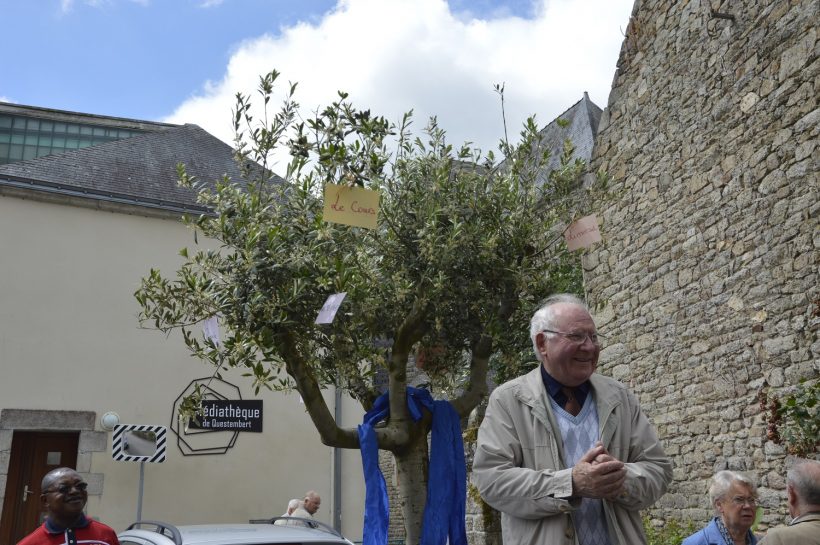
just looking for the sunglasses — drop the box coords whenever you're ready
[47,482,88,495]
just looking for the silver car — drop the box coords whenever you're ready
[118,519,355,545]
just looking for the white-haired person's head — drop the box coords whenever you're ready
[529,294,590,362]
[703,470,758,543]
[786,459,820,518]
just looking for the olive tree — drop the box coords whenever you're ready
[135,70,609,542]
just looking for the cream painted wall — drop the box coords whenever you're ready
[0,195,365,540]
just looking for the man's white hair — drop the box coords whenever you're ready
[529,294,589,361]
[788,460,820,505]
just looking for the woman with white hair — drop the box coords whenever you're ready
[273,499,301,526]
[683,470,759,545]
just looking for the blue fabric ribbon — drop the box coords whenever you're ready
[358,387,467,545]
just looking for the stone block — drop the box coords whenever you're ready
[778,28,815,81]
[764,441,785,456]
[761,336,795,357]
[786,158,810,178]
[764,367,785,387]
[76,452,92,473]
[612,364,632,382]
[0,409,95,430]
[740,92,760,113]
[688,173,709,194]
[720,154,737,174]
[727,295,744,311]
[760,76,777,97]
[794,139,815,161]
[765,151,781,172]
[78,431,108,453]
[691,341,709,355]
[793,107,820,134]
[635,334,654,350]
[600,342,627,365]
[0,430,12,451]
[678,267,693,287]
[758,169,785,194]
[771,128,793,148]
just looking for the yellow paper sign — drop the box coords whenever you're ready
[323,183,380,229]
[564,214,602,251]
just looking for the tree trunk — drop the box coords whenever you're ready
[394,432,429,545]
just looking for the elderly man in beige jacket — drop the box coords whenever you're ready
[759,460,820,545]
[472,294,672,545]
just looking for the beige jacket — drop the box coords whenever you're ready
[472,366,672,545]
[759,513,820,545]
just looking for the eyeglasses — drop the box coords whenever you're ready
[729,496,757,507]
[47,482,88,495]
[542,329,602,346]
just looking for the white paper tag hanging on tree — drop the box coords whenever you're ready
[202,315,221,347]
[315,292,347,324]
[564,214,602,251]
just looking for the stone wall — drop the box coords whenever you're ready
[584,0,818,530]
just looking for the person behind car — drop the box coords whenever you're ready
[17,467,120,545]
[291,500,312,520]
[273,499,301,526]
[303,491,321,515]
[682,470,759,545]
[282,491,320,528]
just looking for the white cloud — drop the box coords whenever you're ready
[165,0,633,169]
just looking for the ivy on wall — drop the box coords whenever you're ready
[760,379,819,457]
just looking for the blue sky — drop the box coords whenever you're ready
[2,0,337,119]
[1,0,634,157]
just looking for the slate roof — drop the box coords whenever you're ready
[533,92,602,185]
[0,96,601,215]
[0,104,262,215]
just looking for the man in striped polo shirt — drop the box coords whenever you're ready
[17,468,120,545]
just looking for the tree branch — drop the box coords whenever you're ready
[450,334,492,417]
[280,331,359,449]
[452,284,519,416]
[380,298,430,447]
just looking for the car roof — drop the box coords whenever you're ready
[119,522,353,545]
